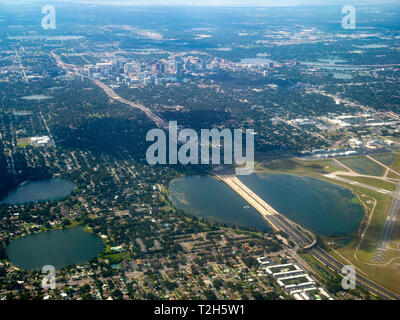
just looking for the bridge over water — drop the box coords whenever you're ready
[214,172,317,249]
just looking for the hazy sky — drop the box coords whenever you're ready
[1,0,395,6]
[65,0,396,5]
[69,0,332,5]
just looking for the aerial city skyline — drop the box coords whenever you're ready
[0,0,399,309]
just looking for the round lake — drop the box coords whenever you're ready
[1,178,76,205]
[169,176,273,232]
[169,173,364,236]
[7,227,104,271]
[239,173,364,235]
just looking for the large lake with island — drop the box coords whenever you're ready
[7,227,104,271]
[169,173,364,236]
[0,178,76,205]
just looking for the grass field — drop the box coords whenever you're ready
[387,171,400,179]
[320,188,392,263]
[371,153,397,167]
[333,189,400,294]
[354,192,392,261]
[61,54,89,66]
[337,175,397,192]
[17,138,32,148]
[339,157,385,176]
[103,251,131,264]
[389,153,400,173]
[259,158,342,175]
[389,219,400,247]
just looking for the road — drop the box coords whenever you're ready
[367,155,400,177]
[39,112,56,148]
[14,47,28,83]
[91,78,168,130]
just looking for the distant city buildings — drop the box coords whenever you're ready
[74,51,226,87]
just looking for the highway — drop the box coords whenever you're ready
[39,111,56,148]
[14,48,28,83]
[91,78,168,130]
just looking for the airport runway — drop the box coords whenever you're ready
[374,183,400,262]
[324,173,399,198]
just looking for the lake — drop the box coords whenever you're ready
[318,58,347,64]
[1,178,76,205]
[21,95,53,101]
[169,173,364,236]
[169,176,273,232]
[211,47,233,52]
[9,35,84,41]
[333,73,352,80]
[7,227,104,271]
[354,44,388,49]
[240,57,277,66]
[300,58,366,72]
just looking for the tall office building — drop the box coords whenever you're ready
[176,61,183,77]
